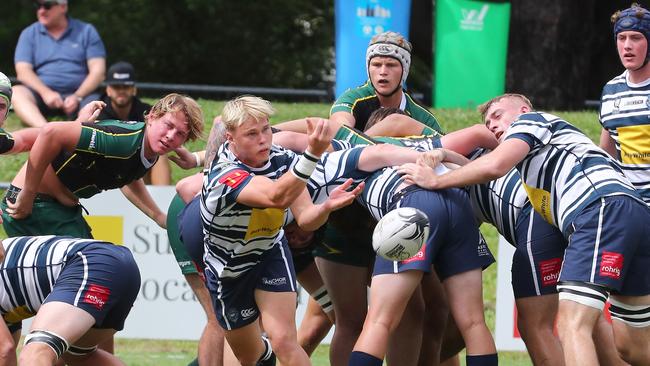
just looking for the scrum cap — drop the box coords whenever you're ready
[366,31,412,85]
[613,4,650,60]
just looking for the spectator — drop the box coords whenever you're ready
[12,0,106,127]
[98,61,171,185]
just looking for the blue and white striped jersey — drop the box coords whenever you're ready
[201,143,297,279]
[0,236,95,324]
[202,143,370,279]
[467,149,528,245]
[359,164,451,221]
[504,112,640,234]
[599,71,650,205]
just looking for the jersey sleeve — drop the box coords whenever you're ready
[330,87,363,115]
[204,163,254,212]
[0,128,15,154]
[14,26,35,64]
[503,113,553,151]
[76,121,144,158]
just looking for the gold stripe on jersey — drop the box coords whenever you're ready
[244,207,284,241]
[522,182,553,224]
[618,124,650,164]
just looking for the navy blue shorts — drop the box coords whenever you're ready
[205,239,298,330]
[512,206,567,298]
[45,243,141,330]
[373,187,495,280]
[179,195,205,272]
[561,196,650,296]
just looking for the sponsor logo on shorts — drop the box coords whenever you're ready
[402,243,426,264]
[82,284,111,310]
[477,241,490,257]
[600,251,624,280]
[539,258,562,286]
[227,308,239,322]
[262,277,287,286]
[240,308,257,320]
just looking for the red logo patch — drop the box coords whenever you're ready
[83,284,111,310]
[401,243,427,264]
[539,258,562,286]
[600,251,624,279]
[218,169,250,189]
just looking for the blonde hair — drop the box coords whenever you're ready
[477,94,533,123]
[147,93,204,141]
[221,95,275,130]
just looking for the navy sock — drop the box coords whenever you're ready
[348,351,383,366]
[466,353,498,366]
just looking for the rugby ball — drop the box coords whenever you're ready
[372,207,430,261]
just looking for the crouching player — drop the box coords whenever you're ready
[0,235,140,365]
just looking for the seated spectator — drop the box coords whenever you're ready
[12,0,106,127]
[98,61,171,185]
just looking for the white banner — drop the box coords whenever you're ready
[494,236,527,351]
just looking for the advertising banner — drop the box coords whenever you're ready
[335,0,411,97]
[433,0,510,108]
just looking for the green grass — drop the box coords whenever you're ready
[1,100,601,365]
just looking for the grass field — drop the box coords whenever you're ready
[0,99,601,365]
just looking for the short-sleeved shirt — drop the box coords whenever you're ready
[599,71,650,205]
[97,95,151,122]
[330,81,443,134]
[0,128,14,154]
[14,17,106,94]
[51,120,156,198]
[504,111,640,234]
[201,143,297,280]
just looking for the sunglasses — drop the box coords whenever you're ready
[33,1,59,10]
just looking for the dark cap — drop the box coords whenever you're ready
[106,61,136,86]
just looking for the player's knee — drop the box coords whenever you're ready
[609,298,650,364]
[0,338,17,362]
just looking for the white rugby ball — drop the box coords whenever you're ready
[372,207,430,261]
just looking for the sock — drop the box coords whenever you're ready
[466,353,498,366]
[256,336,276,366]
[349,351,383,366]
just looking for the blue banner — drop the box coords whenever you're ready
[335,0,411,98]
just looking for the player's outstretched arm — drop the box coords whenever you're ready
[290,178,364,232]
[440,124,498,156]
[4,128,39,154]
[398,139,529,190]
[121,179,167,228]
[7,122,82,219]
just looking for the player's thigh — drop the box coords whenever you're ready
[29,302,95,345]
[366,271,423,329]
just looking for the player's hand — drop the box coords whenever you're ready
[0,239,5,263]
[76,101,106,122]
[323,179,364,212]
[169,147,199,169]
[5,189,36,219]
[42,90,64,109]
[305,118,330,157]
[397,162,439,190]
[417,149,445,168]
[63,95,80,115]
